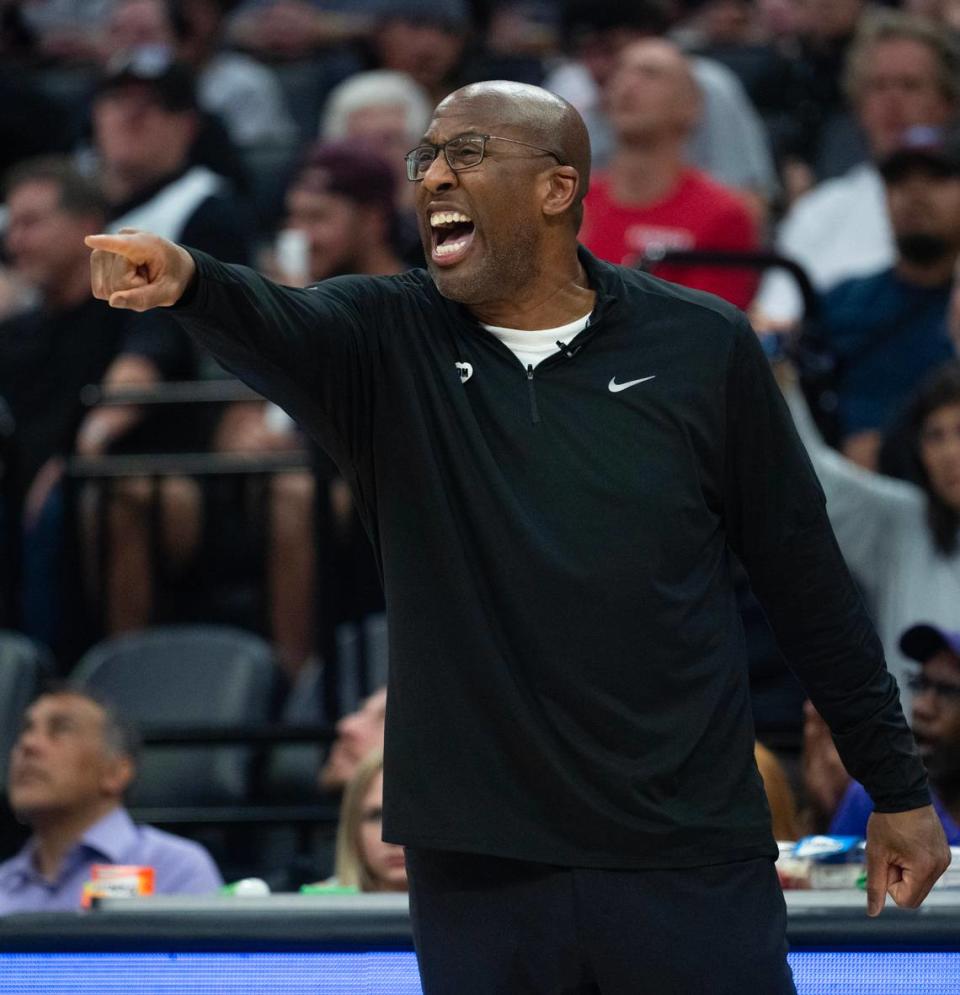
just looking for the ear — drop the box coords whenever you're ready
[541,166,581,220]
[100,754,135,798]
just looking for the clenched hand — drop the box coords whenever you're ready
[865,806,951,916]
[85,230,196,311]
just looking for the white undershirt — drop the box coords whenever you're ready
[481,313,591,370]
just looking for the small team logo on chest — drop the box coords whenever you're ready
[455,362,474,384]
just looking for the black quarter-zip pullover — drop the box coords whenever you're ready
[172,246,928,868]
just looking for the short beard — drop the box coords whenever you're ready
[896,233,952,267]
[430,223,542,308]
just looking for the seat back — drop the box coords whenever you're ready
[71,625,275,806]
[0,632,53,787]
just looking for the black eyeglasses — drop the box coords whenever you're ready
[908,674,960,700]
[404,133,564,182]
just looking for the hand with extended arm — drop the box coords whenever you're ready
[865,806,951,916]
[84,231,196,312]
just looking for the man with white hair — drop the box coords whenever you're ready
[320,69,432,231]
[756,11,960,324]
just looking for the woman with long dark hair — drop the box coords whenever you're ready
[785,360,960,709]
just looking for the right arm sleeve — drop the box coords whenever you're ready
[782,378,920,583]
[724,323,929,815]
[170,247,379,463]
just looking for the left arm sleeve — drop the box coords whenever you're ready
[723,315,929,813]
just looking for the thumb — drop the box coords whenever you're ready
[108,285,170,312]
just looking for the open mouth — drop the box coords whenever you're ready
[429,210,476,266]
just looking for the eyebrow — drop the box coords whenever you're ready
[418,127,486,144]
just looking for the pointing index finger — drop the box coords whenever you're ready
[84,233,145,259]
[865,847,887,917]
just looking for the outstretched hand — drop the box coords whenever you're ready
[85,230,196,312]
[865,806,951,916]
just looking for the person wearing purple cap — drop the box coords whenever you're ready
[830,624,960,844]
[280,142,405,283]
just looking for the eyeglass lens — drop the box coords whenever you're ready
[406,136,486,180]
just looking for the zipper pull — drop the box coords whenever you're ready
[525,365,540,424]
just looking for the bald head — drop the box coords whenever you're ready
[414,81,591,307]
[607,39,702,144]
[434,81,592,226]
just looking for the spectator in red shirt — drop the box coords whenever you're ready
[580,38,760,309]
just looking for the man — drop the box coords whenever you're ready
[818,125,960,468]
[320,68,432,243]
[0,688,222,913]
[318,686,387,793]
[777,0,867,186]
[830,624,960,843]
[87,81,948,992]
[281,143,406,283]
[92,45,252,264]
[546,0,778,215]
[368,0,471,107]
[757,11,960,325]
[87,46,257,638]
[103,0,297,150]
[0,158,189,646]
[580,38,759,309]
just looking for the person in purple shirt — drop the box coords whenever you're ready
[831,623,960,845]
[0,687,222,914]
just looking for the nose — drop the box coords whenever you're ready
[421,154,458,194]
[13,727,42,757]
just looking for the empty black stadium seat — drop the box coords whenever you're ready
[71,625,276,807]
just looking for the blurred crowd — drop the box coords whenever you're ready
[0,0,959,908]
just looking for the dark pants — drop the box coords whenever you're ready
[406,848,797,995]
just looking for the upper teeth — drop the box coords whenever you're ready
[430,211,472,227]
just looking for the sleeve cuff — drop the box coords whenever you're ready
[169,247,206,311]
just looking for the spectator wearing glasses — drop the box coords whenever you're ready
[756,11,960,326]
[829,624,960,842]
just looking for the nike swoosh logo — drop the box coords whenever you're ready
[608,375,656,393]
